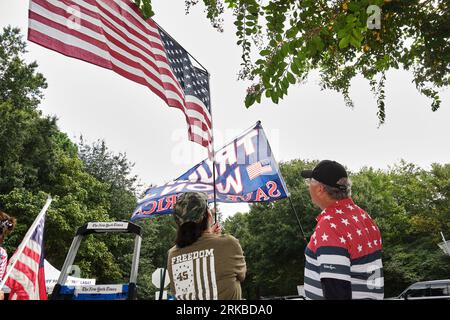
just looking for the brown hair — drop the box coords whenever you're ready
[0,211,16,239]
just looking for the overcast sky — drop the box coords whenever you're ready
[1,1,449,219]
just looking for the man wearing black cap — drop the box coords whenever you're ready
[301,160,384,300]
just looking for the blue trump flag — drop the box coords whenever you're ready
[130,122,289,221]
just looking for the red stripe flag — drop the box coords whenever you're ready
[28,0,213,157]
[2,204,49,300]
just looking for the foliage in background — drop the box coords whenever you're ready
[136,0,449,124]
[0,27,176,293]
[1,26,449,299]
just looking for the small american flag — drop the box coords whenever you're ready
[5,215,47,300]
[28,0,212,155]
[246,160,273,180]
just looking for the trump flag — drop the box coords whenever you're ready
[131,122,289,221]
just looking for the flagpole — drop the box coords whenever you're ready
[288,197,307,242]
[206,72,218,223]
[152,20,216,220]
[254,121,307,241]
[0,196,52,291]
[212,158,218,223]
[208,121,260,157]
[158,253,168,300]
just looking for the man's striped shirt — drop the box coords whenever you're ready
[304,198,384,300]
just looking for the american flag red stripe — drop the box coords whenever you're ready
[5,214,47,300]
[28,0,213,154]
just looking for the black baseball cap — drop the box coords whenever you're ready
[300,160,348,189]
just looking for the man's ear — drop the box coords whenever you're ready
[316,184,326,197]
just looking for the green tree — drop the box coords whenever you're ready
[78,138,139,220]
[136,0,449,123]
[76,139,178,297]
[0,27,124,283]
[0,26,47,109]
[134,216,177,299]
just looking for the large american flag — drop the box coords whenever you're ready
[28,0,213,155]
[5,215,47,300]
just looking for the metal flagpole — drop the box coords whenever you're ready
[288,197,307,242]
[159,254,168,300]
[153,20,216,221]
[0,196,52,291]
[206,71,218,223]
[212,157,218,223]
[255,120,307,242]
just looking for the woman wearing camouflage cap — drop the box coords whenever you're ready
[167,192,247,300]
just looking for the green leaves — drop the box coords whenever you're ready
[133,0,154,19]
[286,71,296,84]
[260,49,271,56]
[0,26,47,109]
[336,13,365,49]
[133,1,449,122]
[339,35,351,49]
[286,26,298,39]
[244,93,256,108]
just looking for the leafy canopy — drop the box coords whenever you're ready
[135,0,449,124]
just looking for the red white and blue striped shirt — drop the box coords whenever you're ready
[304,198,384,300]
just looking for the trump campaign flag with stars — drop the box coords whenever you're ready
[131,122,290,221]
[1,198,52,300]
[28,0,212,154]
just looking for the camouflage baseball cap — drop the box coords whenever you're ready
[173,192,209,225]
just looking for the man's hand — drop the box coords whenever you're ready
[0,290,4,300]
